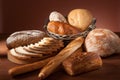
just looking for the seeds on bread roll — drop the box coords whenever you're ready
[6,30,45,49]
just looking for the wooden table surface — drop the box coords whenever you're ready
[0,33,120,80]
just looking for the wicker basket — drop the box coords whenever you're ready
[44,18,96,40]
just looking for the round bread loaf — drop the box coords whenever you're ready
[6,30,45,49]
[85,28,120,57]
[68,9,93,31]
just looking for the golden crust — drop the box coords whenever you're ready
[63,51,102,76]
[68,9,93,31]
[47,21,80,35]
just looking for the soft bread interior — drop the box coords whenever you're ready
[8,37,64,64]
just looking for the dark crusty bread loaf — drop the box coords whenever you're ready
[6,30,45,49]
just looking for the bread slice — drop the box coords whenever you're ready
[15,46,43,57]
[23,46,49,54]
[26,38,64,54]
[27,45,58,53]
[9,49,31,60]
[8,50,54,64]
[23,46,52,54]
[8,37,64,64]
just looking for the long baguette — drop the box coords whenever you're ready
[38,37,84,79]
[8,57,53,76]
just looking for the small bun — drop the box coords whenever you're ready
[68,9,93,31]
[6,30,45,49]
[49,11,67,23]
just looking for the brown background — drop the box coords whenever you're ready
[0,0,120,34]
[0,1,120,79]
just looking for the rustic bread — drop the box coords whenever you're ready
[85,28,120,57]
[6,30,45,49]
[63,51,102,76]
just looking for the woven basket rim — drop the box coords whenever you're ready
[44,18,96,40]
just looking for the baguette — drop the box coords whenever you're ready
[8,57,53,76]
[38,37,84,79]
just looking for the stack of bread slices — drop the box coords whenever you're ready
[8,36,64,64]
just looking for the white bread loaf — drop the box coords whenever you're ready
[85,28,120,57]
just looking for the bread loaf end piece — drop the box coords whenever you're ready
[62,51,102,76]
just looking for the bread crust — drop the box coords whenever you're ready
[63,51,102,76]
[47,21,80,35]
[6,30,45,49]
[85,28,120,57]
[49,11,67,23]
[68,9,93,31]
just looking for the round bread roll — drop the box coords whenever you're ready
[6,30,45,49]
[68,9,93,31]
[85,28,120,57]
